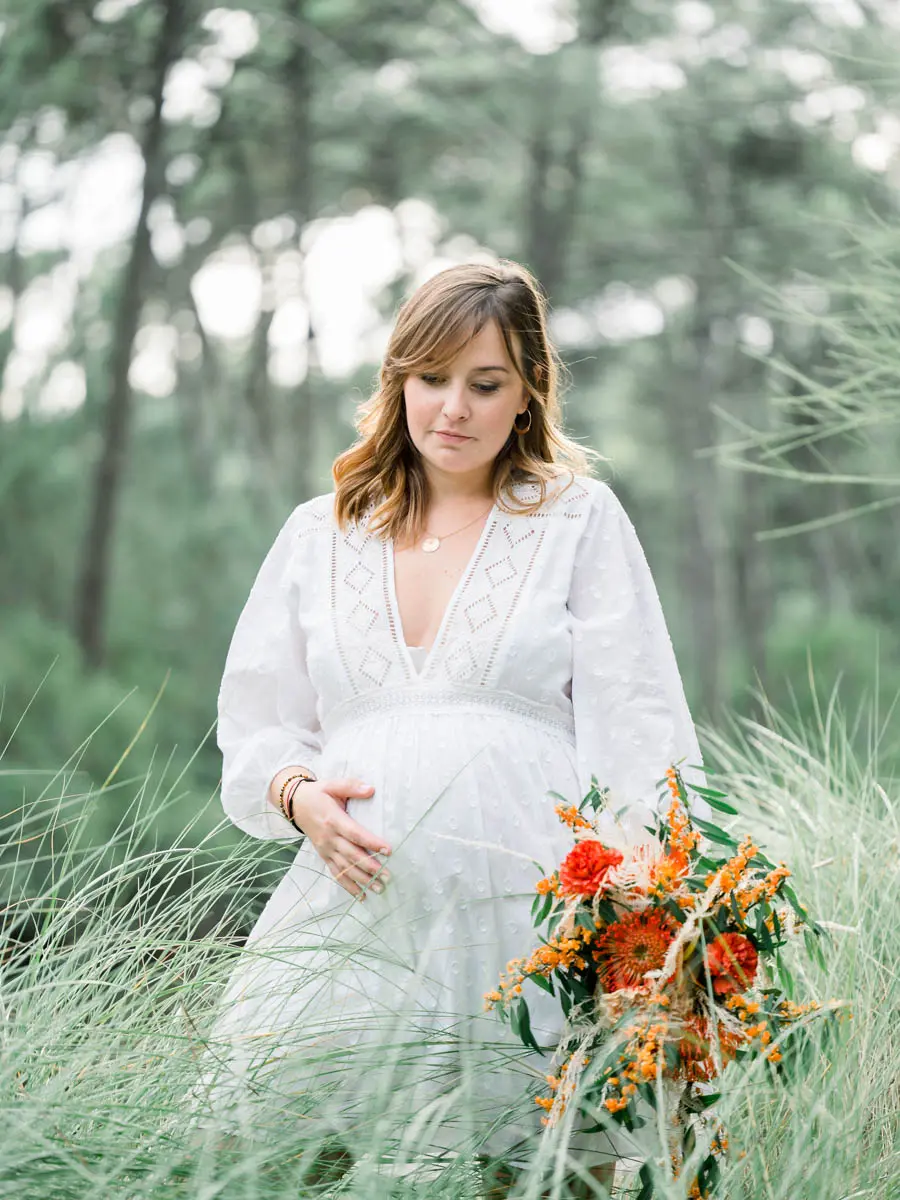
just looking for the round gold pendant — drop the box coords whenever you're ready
[421,536,441,553]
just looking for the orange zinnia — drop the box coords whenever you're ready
[596,909,675,991]
[705,932,758,997]
[559,840,623,897]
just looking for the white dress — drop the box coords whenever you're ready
[206,471,707,1166]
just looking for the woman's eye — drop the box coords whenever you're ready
[418,374,498,394]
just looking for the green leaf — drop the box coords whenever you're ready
[699,1152,721,1193]
[782,883,810,921]
[511,996,541,1053]
[749,851,777,870]
[513,993,542,1051]
[533,891,553,926]
[683,1121,696,1159]
[691,816,739,847]
[578,908,597,932]
[701,795,739,815]
[695,855,723,873]
[529,972,555,996]
[775,950,796,999]
[664,1041,681,1073]
[688,785,730,799]
[689,785,739,814]
[755,916,774,954]
[770,906,782,941]
[636,1164,654,1200]
[568,975,591,1005]
[804,928,827,971]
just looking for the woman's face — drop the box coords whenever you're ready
[402,319,529,492]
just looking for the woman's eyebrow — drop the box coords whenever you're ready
[469,365,509,373]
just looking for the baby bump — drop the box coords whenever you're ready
[330,712,581,894]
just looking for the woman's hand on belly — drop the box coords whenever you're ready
[291,776,392,899]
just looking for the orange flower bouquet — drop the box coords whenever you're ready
[485,765,847,1198]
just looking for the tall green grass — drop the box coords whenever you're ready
[0,678,897,1198]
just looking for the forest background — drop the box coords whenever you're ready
[4,2,900,1197]
[2,0,900,935]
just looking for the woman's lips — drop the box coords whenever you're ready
[435,431,471,443]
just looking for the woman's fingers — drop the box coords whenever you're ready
[332,835,390,887]
[337,811,392,858]
[326,856,363,897]
[318,778,392,855]
[325,777,375,803]
[328,853,383,897]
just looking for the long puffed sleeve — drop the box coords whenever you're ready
[568,481,708,843]
[217,507,322,840]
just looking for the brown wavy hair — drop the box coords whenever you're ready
[332,259,603,541]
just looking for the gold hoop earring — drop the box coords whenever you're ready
[513,408,532,435]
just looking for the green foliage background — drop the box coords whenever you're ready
[4,0,900,857]
[1,2,900,1190]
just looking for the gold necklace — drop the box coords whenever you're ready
[420,502,493,554]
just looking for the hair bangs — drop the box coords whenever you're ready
[387,294,495,378]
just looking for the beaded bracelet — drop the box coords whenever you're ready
[278,771,316,827]
[284,774,315,827]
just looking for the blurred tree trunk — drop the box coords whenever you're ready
[733,467,771,698]
[0,180,26,396]
[244,300,276,455]
[662,328,729,720]
[666,119,740,720]
[283,0,316,495]
[183,288,219,489]
[74,0,184,668]
[523,50,593,301]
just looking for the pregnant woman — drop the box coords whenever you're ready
[207,260,707,1195]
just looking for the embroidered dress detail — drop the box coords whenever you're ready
[321,683,577,743]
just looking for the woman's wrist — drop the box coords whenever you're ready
[269,765,316,801]
[269,765,318,828]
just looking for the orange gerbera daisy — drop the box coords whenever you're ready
[596,909,675,991]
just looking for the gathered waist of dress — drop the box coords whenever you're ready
[321,684,576,744]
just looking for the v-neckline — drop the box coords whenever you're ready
[386,500,499,681]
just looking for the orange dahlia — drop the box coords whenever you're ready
[596,909,675,991]
[559,840,623,897]
[705,932,758,997]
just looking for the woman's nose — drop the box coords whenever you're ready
[441,380,470,417]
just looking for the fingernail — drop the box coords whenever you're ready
[370,881,383,893]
